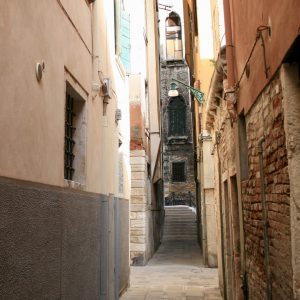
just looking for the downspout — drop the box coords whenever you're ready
[92,0,101,96]
[194,109,202,247]
[199,136,207,265]
[92,2,109,299]
[258,137,272,300]
[222,0,235,87]
[92,0,109,116]
[222,0,238,123]
[216,132,227,300]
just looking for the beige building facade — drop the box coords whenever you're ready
[182,0,223,267]
[128,0,164,266]
[0,0,131,298]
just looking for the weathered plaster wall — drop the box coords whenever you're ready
[230,0,300,113]
[281,63,300,300]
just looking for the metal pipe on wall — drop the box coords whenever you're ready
[92,0,102,90]
[216,132,227,300]
[258,137,272,300]
[222,0,235,87]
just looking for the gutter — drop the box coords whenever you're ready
[222,0,235,87]
[216,132,227,300]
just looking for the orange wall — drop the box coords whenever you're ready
[228,0,300,114]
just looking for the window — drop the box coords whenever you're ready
[172,162,186,182]
[168,96,186,136]
[114,0,131,73]
[64,81,86,184]
[165,12,183,60]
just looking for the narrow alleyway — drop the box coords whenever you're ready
[121,206,222,300]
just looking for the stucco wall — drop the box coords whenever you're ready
[0,0,130,198]
[229,0,300,113]
[281,63,300,300]
[0,0,92,187]
[0,1,131,297]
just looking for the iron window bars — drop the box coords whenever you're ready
[64,93,76,180]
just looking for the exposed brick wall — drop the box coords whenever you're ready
[130,102,146,151]
[242,73,293,299]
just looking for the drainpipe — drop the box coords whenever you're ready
[199,137,207,265]
[92,0,110,116]
[222,0,235,87]
[216,132,227,300]
[92,1,102,94]
[258,137,272,300]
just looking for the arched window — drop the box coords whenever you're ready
[165,12,183,60]
[168,96,186,136]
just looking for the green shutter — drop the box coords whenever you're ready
[120,11,131,73]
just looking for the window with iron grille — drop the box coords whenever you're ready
[168,96,186,136]
[65,93,75,180]
[64,82,86,183]
[172,162,186,182]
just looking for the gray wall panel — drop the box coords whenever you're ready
[0,177,104,300]
[118,198,129,294]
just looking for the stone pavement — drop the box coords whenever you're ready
[121,206,222,300]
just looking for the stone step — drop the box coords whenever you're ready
[165,217,196,220]
[164,227,197,231]
[164,227,197,230]
[163,237,197,241]
[165,214,196,217]
[165,220,196,223]
[163,205,198,242]
[164,229,197,232]
[164,224,197,227]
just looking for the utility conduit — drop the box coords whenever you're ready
[258,137,272,300]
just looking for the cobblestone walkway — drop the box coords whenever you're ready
[121,206,222,300]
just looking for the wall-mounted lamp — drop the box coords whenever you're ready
[168,82,179,97]
[171,78,204,104]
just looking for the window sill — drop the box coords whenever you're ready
[64,179,85,191]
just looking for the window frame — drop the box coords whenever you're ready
[63,69,88,188]
[167,96,187,137]
[171,161,186,182]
